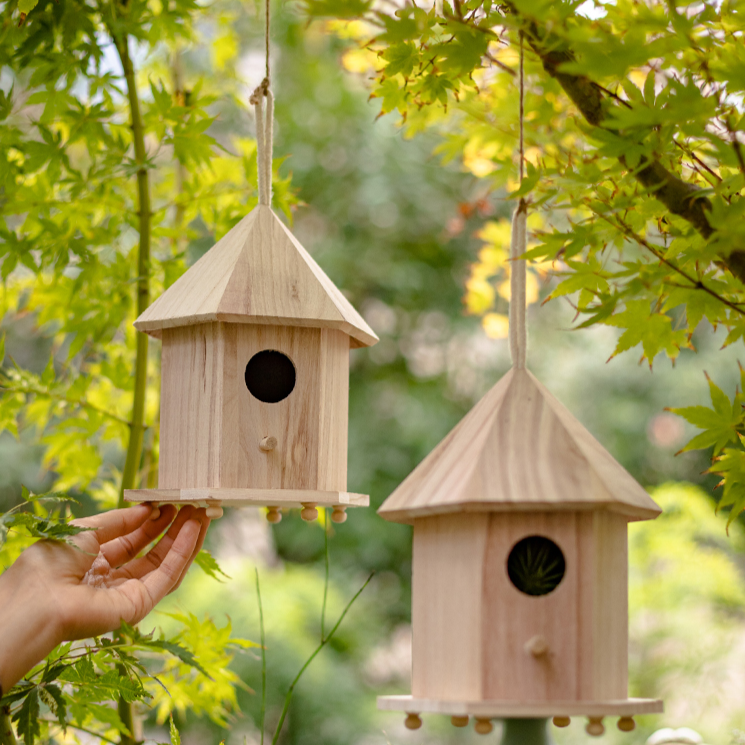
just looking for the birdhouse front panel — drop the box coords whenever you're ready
[220,323,349,491]
[158,321,349,492]
[481,510,628,702]
[411,510,628,704]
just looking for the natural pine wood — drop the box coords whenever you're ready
[134,205,378,348]
[378,368,662,523]
[409,511,629,705]
[157,323,350,493]
[158,323,224,489]
[412,513,488,701]
[124,488,369,509]
[376,696,663,718]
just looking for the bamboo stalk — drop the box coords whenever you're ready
[115,34,151,510]
[0,706,18,745]
[111,32,152,745]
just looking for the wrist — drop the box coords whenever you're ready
[0,559,63,692]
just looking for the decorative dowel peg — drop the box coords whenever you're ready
[301,503,318,522]
[451,716,469,728]
[404,713,422,730]
[617,716,635,732]
[552,716,570,728]
[586,717,605,737]
[206,501,223,519]
[259,436,277,452]
[474,718,493,735]
[331,505,347,523]
[266,506,282,524]
[524,634,549,657]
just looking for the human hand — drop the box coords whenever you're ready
[0,503,209,693]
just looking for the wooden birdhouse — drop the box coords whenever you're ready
[377,366,663,735]
[125,204,378,523]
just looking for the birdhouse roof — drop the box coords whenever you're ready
[378,367,662,523]
[134,205,378,348]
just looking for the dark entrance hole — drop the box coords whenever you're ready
[507,535,566,597]
[244,350,296,403]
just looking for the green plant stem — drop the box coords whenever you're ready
[255,569,266,745]
[111,31,151,745]
[43,721,119,745]
[321,512,329,639]
[0,705,18,745]
[114,33,151,509]
[271,573,374,745]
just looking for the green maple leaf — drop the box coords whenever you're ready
[709,436,745,531]
[605,299,690,365]
[670,374,745,455]
[194,549,231,582]
[14,689,40,745]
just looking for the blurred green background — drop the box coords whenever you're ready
[2,2,745,744]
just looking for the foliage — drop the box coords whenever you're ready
[0,0,293,736]
[0,497,254,744]
[308,0,745,521]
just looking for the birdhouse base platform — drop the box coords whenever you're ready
[124,488,369,510]
[377,695,663,718]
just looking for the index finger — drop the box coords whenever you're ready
[71,504,153,547]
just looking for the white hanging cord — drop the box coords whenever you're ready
[509,30,528,369]
[250,0,273,206]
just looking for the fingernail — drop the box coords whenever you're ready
[150,506,161,520]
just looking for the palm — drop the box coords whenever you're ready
[19,504,209,642]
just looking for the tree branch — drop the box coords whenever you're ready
[506,5,745,283]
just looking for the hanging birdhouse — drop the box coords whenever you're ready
[125,204,378,523]
[377,366,663,736]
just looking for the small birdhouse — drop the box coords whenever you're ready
[377,367,663,735]
[125,205,378,523]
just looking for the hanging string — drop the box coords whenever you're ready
[509,29,528,369]
[250,0,273,206]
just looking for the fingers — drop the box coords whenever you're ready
[99,505,178,568]
[112,506,206,582]
[120,518,202,621]
[170,510,211,593]
[71,504,153,548]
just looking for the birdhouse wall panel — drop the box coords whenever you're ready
[481,512,591,702]
[316,328,349,491]
[158,324,224,489]
[590,511,628,699]
[219,324,323,490]
[411,514,488,701]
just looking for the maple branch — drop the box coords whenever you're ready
[504,5,745,284]
[596,211,745,319]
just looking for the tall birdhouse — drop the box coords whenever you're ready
[125,205,378,523]
[377,366,663,735]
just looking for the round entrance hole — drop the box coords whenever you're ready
[507,535,566,597]
[244,350,296,403]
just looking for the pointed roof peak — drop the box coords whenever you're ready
[135,205,378,348]
[378,366,661,523]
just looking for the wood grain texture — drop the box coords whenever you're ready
[378,367,661,523]
[158,323,224,489]
[134,205,378,348]
[408,512,631,706]
[124,488,369,508]
[157,322,349,492]
[412,514,488,701]
[481,512,588,702]
[376,696,664,717]
[591,512,628,699]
